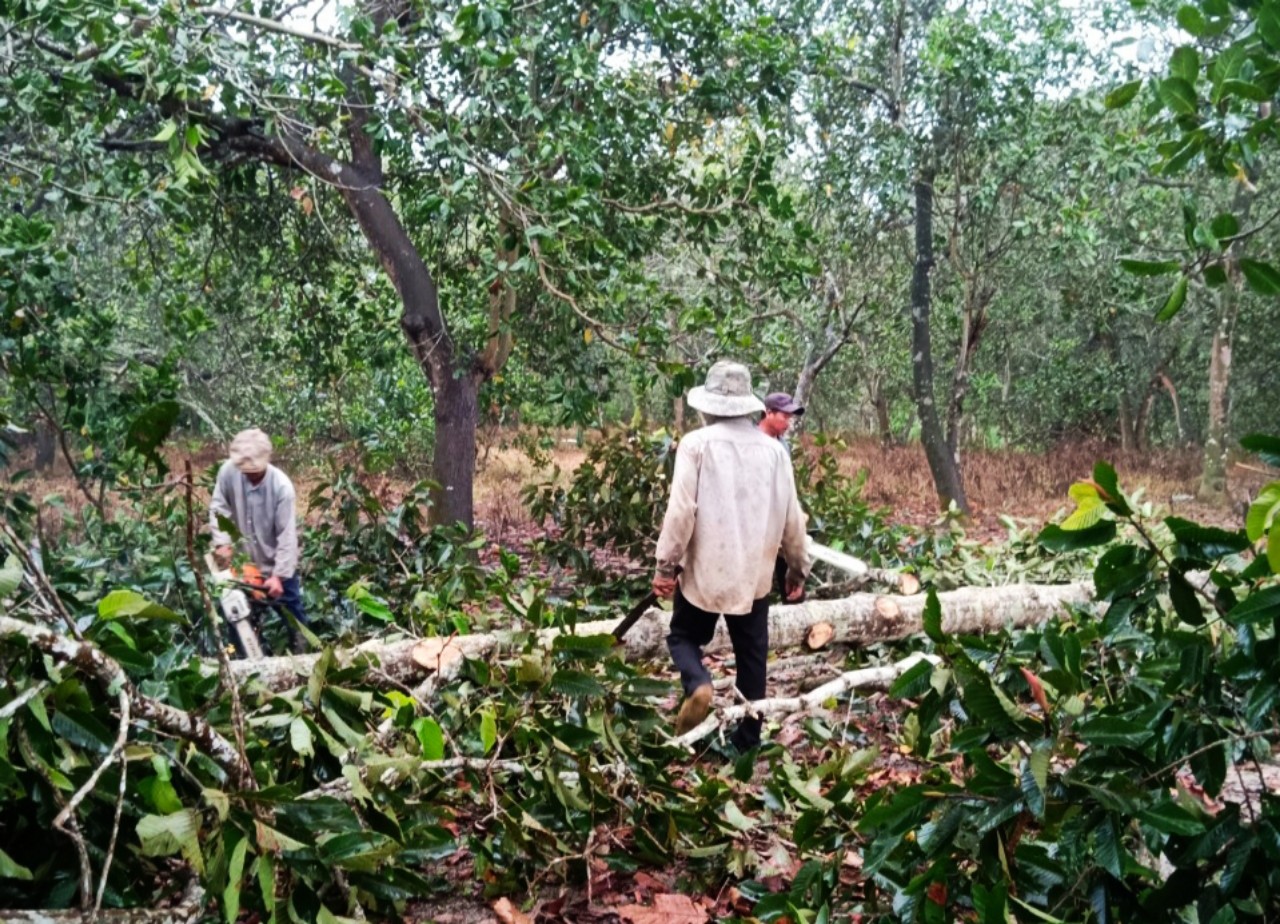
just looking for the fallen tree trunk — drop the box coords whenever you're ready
[230,581,1094,692]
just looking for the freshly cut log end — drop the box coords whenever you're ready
[897,573,921,596]
[805,621,835,650]
[874,597,901,619]
[411,638,464,673]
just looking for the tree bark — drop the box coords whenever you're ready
[909,172,970,514]
[1199,181,1256,503]
[229,581,1093,692]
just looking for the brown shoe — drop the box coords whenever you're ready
[675,683,714,734]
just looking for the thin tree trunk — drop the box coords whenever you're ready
[34,420,55,471]
[431,374,480,527]
[1199,180,1256,502]
[910,172,970,514]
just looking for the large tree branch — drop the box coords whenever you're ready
[0,616,251,783]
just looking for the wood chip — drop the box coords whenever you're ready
[492,897,532,924]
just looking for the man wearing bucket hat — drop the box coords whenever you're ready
[653,361,810,755]
[209,428,310,653]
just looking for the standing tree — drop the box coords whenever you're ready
[2,0,795,527]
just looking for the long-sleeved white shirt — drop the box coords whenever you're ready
[209,462,300,579]
[655,416,810,614]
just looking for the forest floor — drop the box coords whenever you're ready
[15,434,1273,923]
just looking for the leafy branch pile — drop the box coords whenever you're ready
[854,440,1280,922]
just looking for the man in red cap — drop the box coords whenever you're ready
[759,392,804,447]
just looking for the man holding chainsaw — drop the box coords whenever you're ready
[653,361,810,755]
[209,428,310,654]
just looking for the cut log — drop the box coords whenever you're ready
[228,581,1094,692]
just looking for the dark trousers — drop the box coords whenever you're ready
[667,587,769,750]
[276,575,310,654]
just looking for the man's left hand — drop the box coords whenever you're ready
[264,575,284,598]
[652,574,678,599]
[785,577,805,602]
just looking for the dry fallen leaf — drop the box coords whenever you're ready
[492,896,532,924]
[617,892,708,924]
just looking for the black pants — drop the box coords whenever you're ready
[667,587,769,750]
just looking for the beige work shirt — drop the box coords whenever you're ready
[209,462,300,579]
[655,416,810,614]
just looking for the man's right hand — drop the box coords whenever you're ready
[213,545,233,568]
[652,574,678,599]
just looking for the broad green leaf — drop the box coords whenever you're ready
[1219,78,1271,102]
[548,668,605,697]
[1158,77,1199,115]
[1240,259,1280,295]
[97,589,184,623]
[1119,257,1181,276]
[479,709,497,755]
[0,555,21,600]
[414,717,445,761]
[1169,570,1205,626]
[1169,46,1200,83]
[1155,275,1188,321]
[1245,484,1280,542]
[722,801,755,831]
[1092,462,1131,515]
[1104,79,1143,109]
[889,656,935,699]
[1077,716,1154,748]
[1140,801,1206,836]
[1270,530,1280,575]
[1023,748,1049,819]
[151,120,177,142]
[1165,517,1250,559]
[1093,816,1124,878]
[124,400,180,468]
[1062,494,1105,531]
[289,716,314,759]
[136,809,200,859]
[1227,586,1280,626]
[224,836,248,924]
[0,847,32,880]
[1176,5,1206,36]
[1038,520,1116,552]
[922,589,943,643]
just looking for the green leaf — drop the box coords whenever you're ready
[1239,259,1280,295]
[1092,462,1131,515]
[224,836,248,924]
[479,709,497,755]
[1077,716,1154,748]
[98,589,184,623]
[1245,484,1280,542]
[1176,5,1206,36]
[1218,78,1271,102]
[1169,46,1200,84]
[723,801,755,831]
[0,555,21,600]
[889,656,936,699]
[0,847,33,881]
[1093,816,1124,878]
[289,716,314,759]
[1226,586,1280,626]
[151,120,178,142]
[125,400,180,469]
[1165,517,1250,559]
[136,809,201,859]
[1104,79,1143,109]
[1241,433,1280,467]
[1259,2,1280,49]
[1158,77,1199,115]
[1119,257,1181,276]
[1155,275,1188,321]
[1023,748,1050,819]
[548,668,605,697]
[1140,801,1206,836]
[1169,570,1205,626]
[414,717,445,760]
[1038,520,1116,552]
[922,589,943,643]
